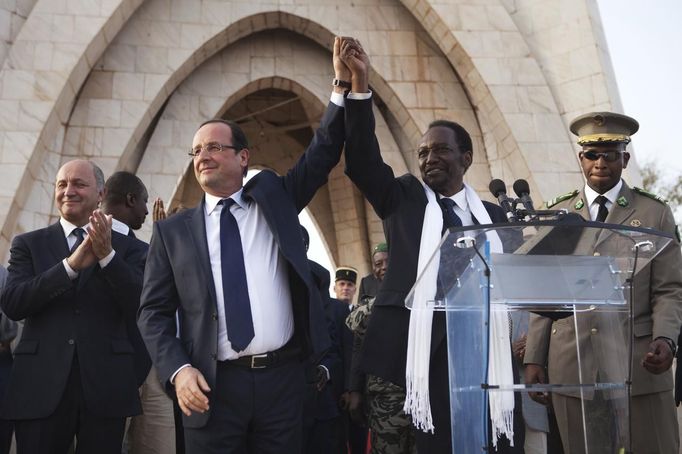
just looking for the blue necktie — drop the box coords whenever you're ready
[439,198,463,233]
[220,199,254,352]
[70,228,85,254]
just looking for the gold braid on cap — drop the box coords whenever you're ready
[577,133,631,145]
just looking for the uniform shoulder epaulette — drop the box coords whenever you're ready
[546,190,579,208]
[633,187,668,204]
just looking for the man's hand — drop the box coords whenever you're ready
[87,209,113,260]
[512,334,527,362]
[524,363,550,405]
[348,391,366,425]
[315,365,329,391]
[153,197,167,222]
[175,367,211,416]
[66,235,97,271]
[641,338,674,375]
[339,38,369,93]
[333,36,352,93]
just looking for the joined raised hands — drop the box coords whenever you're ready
[333,36,370,94]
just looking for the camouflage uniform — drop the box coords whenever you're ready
[347,298,417,454]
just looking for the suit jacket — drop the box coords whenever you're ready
[525,183,682,396]
[0,223,146,419]
[342,97,508,388]
[138,101,348,428]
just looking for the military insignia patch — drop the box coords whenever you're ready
[630,219,641,227]
[633,187,667,204]
[546,190,579,208]
[575,199,584,210]
[617,196,628,207]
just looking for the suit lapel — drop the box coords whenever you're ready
[47,222,69,261]
[595,184,635,248]
[186,203,217,307]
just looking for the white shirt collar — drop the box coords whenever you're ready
[204,188,247,216]
[584,179,623,206]
[111,218,129,235]
[439,186,468,211]
[59,218,90,239]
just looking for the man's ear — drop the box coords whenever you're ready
[126,193,136,207]
[622,151,630,169]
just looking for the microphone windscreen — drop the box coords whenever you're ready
[489,179,507,197]
[513,179,531,197]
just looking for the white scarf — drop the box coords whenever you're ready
[404,182,514,448]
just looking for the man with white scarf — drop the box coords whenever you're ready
[339,42,523,453]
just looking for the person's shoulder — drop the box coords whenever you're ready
[631,186,669,206]
[546,189,580,208]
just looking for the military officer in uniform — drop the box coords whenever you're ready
[524,112,682,454]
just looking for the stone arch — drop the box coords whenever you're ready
[133,30,406,270]
[0,0,626,266]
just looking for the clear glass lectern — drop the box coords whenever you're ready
[405,219,674,454]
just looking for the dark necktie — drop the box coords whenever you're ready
[219,199,254,352]
[70,228,85,254]
[128,230,136,239]
[595,195,609,222]
[439,198,463,233]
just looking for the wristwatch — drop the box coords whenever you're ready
[332,78,352,89]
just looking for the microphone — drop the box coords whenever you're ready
[513,179,535,219]
[488,179,518,222]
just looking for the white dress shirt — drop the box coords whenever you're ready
[440,186,475,226]
[204,189,294,361]
[584,179,623,222]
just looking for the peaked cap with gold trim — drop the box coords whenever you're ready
[569,111,639,145]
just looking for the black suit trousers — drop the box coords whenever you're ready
[13,357,126,454]
[184,360,305,454]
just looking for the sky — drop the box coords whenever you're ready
[596,0,682,176]
[305,0,682,290]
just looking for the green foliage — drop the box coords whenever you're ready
[641,161,682,223]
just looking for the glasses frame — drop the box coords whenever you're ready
[188,142,240,157]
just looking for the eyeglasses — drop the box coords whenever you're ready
[416,145,455,159]
[188,142,240,157]
[581,151,623,162]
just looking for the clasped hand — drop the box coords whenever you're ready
[67,209,113,271]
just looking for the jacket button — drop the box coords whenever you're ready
[593,252,601,257]
[74,309,80,315]
[552,328,557,334]
[68,339,75,345]
[211,313,218,321]
[590,328,598,335]
[211,353,217,360]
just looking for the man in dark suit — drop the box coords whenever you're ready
[339,42,518,453]
[137,37,372,453]
[0,159,147,454]
[102,171,177,454]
